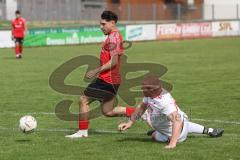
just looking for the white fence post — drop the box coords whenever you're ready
[127,3,131,21]
[177,3,181,21]
[237,4,239,19]
[152,3,157,21]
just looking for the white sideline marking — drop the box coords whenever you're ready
[0,127,141,134]
[0,112,56,116]
[1,111,240,125]
[0,127,239,138]
[191,118,240,125]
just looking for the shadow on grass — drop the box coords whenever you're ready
[89,129,123,135]
[15,139,32,143]
[2,57,22,60]
[117,137,153,143]
[89,129,148,136]
[117,134,211,144]
[187,134,210,139]
[232,97,240,101]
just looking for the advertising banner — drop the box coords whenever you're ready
[1,21,240,48]
[156,23,182,40]
[199,22,212,37]
[157,22,212,40]
[212,21,239,37]
[126,24,156,41]
[24,25,126,47]
[181,23,201,38]
[0,31,15,48]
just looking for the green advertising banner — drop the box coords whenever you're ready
[24,25,126,47]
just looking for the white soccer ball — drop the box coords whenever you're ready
[19,115,37,133]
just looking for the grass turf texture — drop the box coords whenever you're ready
[0,37,240,160]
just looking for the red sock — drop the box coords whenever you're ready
[126,107,136,117]
[78,120,89,130]
[15,45,20,55]
[19,45,23,54]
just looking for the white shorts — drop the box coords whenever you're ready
[154,119,189,143]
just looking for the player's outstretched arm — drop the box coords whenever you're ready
[118,103,147,132]
[98,54,119,72]
[165,111,183,149]
[86,54,118,79]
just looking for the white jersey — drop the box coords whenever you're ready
[142,89,187,137]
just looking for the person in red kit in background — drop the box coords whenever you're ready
[66,10,136,138]
[11,10,27,59]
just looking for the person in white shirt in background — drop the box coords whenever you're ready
[118,76,224,149]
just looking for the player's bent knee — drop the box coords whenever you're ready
[151,132,157,140]
[153,131,169,143]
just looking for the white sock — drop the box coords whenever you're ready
[78,129,88,135]
[188,122,205,134]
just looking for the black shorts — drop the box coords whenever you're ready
[84,78,120,102]
[14,37,24,44]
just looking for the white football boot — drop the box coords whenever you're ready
[65,130,88,138]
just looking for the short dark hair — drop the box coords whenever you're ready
[101,10,118,23]
[15,10,20,14]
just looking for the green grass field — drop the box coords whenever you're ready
[0,37,240,160]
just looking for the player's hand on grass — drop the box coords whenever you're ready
[118,121,133,132]
[86,69,99,79]
[164,143,176,149]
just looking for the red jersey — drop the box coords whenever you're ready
[98,30,124,84]
[11,18,26,38]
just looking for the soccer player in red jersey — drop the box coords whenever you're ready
[66,11,135,138]
[11,10,27,59]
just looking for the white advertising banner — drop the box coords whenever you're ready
[181,23,201,38]
[212,21,240,37]
[199,22,212,37]
[157,22,212,40]
[126,24,156,41]
[156,23,182,40]
[0,31,15,48]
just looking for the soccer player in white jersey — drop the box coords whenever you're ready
[118,76,224,149]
